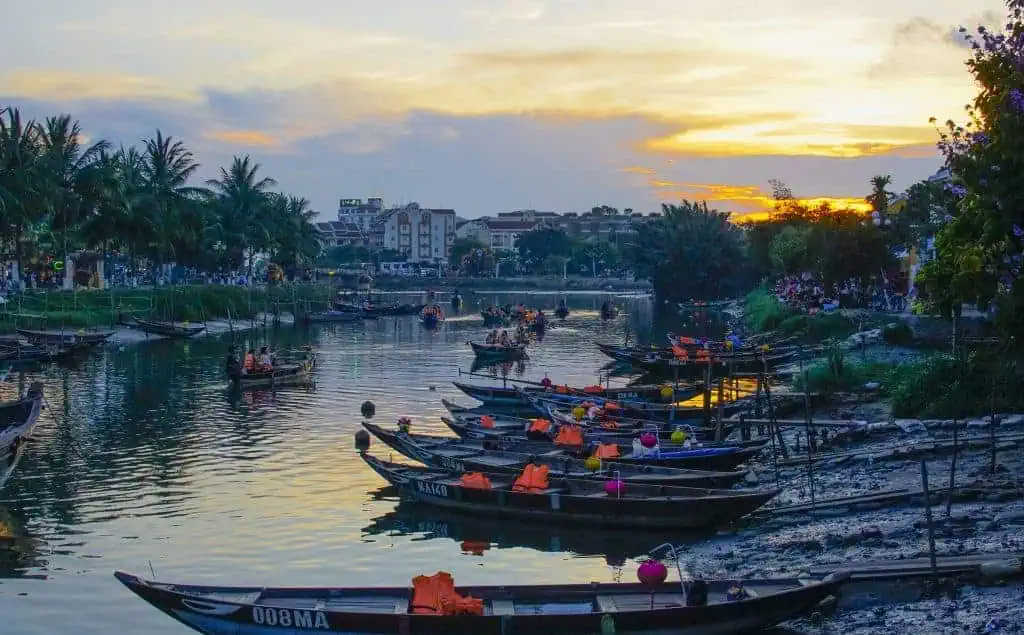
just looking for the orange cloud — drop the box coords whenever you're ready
[204,129,280,147]
[624,168,872,220]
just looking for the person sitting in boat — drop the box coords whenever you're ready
[485,330,498,345]
[540,374,552,389]
[498,330,510,346]
[515,323,527,343]
[257,346,273,371]
[243,349,256,375]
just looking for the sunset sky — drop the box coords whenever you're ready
[0,0,1002,219]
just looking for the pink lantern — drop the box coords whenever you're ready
[637,560,668,586]
[640,433,658,448]
[604,479,626,496]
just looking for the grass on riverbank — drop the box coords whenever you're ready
[744,287,884,342]
[0,283,337,330]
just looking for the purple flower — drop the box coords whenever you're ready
[1014,224,1024,238]
[972,132,989,145]
[945,183,967,198]
[1009,88,1024,113]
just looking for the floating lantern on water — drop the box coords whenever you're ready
[397,417,412,432]
[640,433,657,448]
[361,400,376,419]
[604,479,626,496]
[660,386,673,399]
[670,429,686,444]
[572,406,585,421]
[585,456,601,471]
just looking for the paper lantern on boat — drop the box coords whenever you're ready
[670,429,686,444]
[572,406,586,421]
[640,433,658,448]
[604,479,626,496]
[660,386,673,399]
[397,417,412,432]
[637,560,668,586]
[585,456,601,471]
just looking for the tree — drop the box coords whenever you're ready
[628,200,748,302]
[768,225,813,275]
[450,236,486,266]
[206,155,276,274]
[866,175,893,216]
[915,3,1024,343]
[516,227,572,272]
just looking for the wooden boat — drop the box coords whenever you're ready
[421,313,443,328]
[0,440,28,492]
[600,304,618,320]
[438,418,764,471]
[525,392,744,426]
[304,310,364,324]
[228,359,315,388]
[362,423,747,488]
[115,568,848,635]
[481,310,510,326]
[0,342,83,364]
[132,317,206,339]
[334,302,425,317]
[452,381,696,407]
[16,328,114,347]
[469,342,527,360]
[363,454,778,528]
[0,383,44,457]
[554,306,570,319]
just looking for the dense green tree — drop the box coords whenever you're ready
[516,227,572,272]
[629,200,748,302]
[450,236,486,267]
[915,2,1024,343]
[768,225,813,275]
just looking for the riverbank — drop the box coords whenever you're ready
[106,312,296,345]
[374,275,652,292]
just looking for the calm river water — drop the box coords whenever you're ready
[1,291,696,635]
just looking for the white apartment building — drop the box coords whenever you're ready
[381,202,457,264]
[337,197,385,232]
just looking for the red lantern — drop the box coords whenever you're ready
[637,560,668,586]
[640,433,657,448]
[604,479,626,496]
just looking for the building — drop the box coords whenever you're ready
[486,219,544,252]
[555,208,641,244]
[314,221,365,247]
[456,218,490,245]
[337,197,385,231]
[381,202,457,264]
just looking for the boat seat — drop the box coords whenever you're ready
[490,599,515,615]
[596,596,618,613]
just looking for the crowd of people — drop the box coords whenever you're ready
[775,274,908,314]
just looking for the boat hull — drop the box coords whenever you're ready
[115,570,847,635]
[133,318,206,339]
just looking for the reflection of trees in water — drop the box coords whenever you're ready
[363,501,716,565]
[0,505,44,579]
[3,327,317,528]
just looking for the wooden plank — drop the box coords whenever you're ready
[596,596,618,613]
[490,599,515,615]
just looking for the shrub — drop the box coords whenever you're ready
[886,353,1024,418]
[881,322,915,347]
[744,287,793,332]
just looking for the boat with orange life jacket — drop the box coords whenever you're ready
[468,342,528,360]
[433,418,764,471]
[451,380,700,407]
[360,422,747,488]
[361,453,778,529]
[115,563,848,635]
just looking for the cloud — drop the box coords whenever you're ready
[204,130,280,148]
[0,70,195,102]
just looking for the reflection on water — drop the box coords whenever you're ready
[1,292,689,635]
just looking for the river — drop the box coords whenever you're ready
[2,290,1018,634]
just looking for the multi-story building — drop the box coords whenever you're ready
[381,202,457,264]
[337,197,385,232]
[314,221,364,247]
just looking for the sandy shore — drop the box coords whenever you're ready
[106,313,296,345]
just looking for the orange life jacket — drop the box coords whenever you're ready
[584,385,602,394]
[696,349,711,363]
[553,425,584,447]
[600,421,619,430]
[480,415,495,429]
[556,385,569,394]
[512,464,550,493]
[604,402,620,411]
[243,353,255,370]
[592,443,621,459]
[410,572,484,616]
[460,472,493,490]
[528,418,551,434]
[672,345,688,359]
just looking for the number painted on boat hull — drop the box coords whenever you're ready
[614,392,638,400]
[439,456,465,471]
[416,481,449,497]
[252,607,330,629]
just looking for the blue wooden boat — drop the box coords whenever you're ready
[114,568,847,634]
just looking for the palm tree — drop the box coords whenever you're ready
[867,175,893,216]
[139,131,204,271]
[37,114,111,263]
[206,155,277,275]
[0,107,45,283]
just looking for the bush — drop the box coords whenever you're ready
[886,353,1024,418]
[744,287,794,332]
[792,343,893,395]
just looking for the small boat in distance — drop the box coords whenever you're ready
[114,568,848,635]
[421,305,445,328]
[16,328,114,347]
[131,316,206,339]
[468,342,527,360]
[0,382,44,458]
